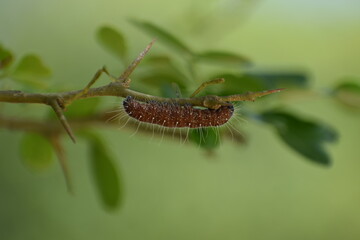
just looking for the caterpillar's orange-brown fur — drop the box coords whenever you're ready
[123,96,234,128]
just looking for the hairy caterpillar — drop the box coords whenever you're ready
[123,96,234,128]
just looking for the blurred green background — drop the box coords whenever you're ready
[1,0,360,239]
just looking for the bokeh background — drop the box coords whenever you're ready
[1,0,360,239]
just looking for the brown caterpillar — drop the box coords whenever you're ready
[123,96,234,128]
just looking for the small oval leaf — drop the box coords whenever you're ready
[97,26,127,62]
[11,54,51,88]
[130,20,193,58]
[20,133,54,171]
[89,136,122,210]
[189,128,220,150]
[144,55,172,65]
[260,110,338,165]
[333,81,360,109]
[0,44,13,70]
[247,71,309,89]
[195,51,251,66]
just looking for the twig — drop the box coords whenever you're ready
[221,88,285,102]
[0,85,283,109]
[0,42,283,143]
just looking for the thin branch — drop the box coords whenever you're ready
[0,110,191,142]
[221,88,285,102]
[0,42,283,144]
[0,115,60,133]
[0,42,283,109]
[0,109,248,147]
[0,84,284,109]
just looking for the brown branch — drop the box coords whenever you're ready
[0,85,283,109]
[221,88,285,102]
[0,110,246,149]
[0,83,282,142]
[0,42,283,143]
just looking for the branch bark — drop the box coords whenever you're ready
[0,41,283,142]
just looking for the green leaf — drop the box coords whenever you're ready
[88,134,122,210]
[142,54,190,81]
[333,81,360,109]
[20,133,54,171]
[97,26,127,62]
[144,55,172,65]
[158,81,186,98]
[0,44,13,70]
[130,19,193,58]
[189,128,220,150]
[11,54,51,88]
[260,110,338,165]
[247,71,308,89]
[194,51,251,66]
[65,98,101,118]
[207,73,266,96]
[160,83,176,98]
[222,74,266,92]
[335,81,360,92]
[138,71,188,93]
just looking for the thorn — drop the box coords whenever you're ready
[50,99,76,143]
[221,88,285,102]
[49,135,74,194]
[118,39,156,81]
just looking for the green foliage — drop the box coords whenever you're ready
[335,81,360,93]
[65,98,101,118]
[0,44,13,70]
[95,22,338,165]
[247,71,309,89]
[97,26,127,63]
[144,55,172,65]
[190,128,220,150]
[204,72,308,96]
[160,82,180,98]
[138,71,187,93]
[194,51,250,66]
[333,80,360,109]
[138,55,190,95]
[11,54,51,88]
[210,73,266,95]
[130,19,194,58]
[20,133,54,171]
[144,55,188,77]
[0,20,351,213]
[260,110,338,165]
[84,132,122,210]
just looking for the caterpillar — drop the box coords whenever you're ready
[123,96,234,128]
